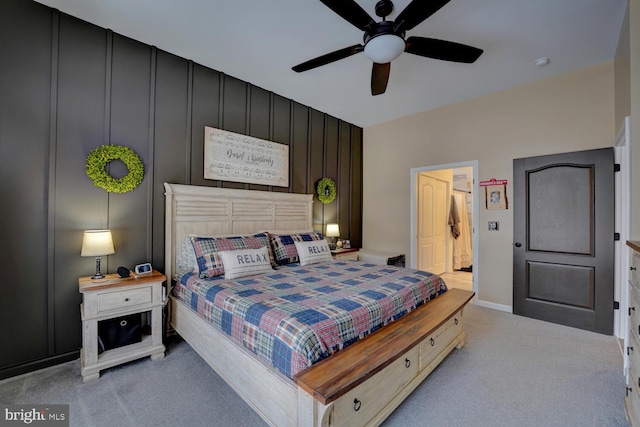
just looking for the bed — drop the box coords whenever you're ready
[164,183,474,427]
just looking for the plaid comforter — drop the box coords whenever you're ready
[172,260,447,378]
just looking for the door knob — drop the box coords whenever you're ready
[514,242,522,247]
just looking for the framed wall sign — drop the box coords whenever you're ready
[485,185,508,210]
[480,178,508,210]
[204,126,289,187]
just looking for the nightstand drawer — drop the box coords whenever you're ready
[98,287,152,313]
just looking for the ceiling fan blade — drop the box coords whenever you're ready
[292,45,364,72]
[395,0,450,32]
[405,37,483,63]
[371,62,390,96]
[319,0,376,31]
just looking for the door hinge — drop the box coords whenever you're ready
[615,163,621,172]
[615,233,621,241]
[614,301,619,310]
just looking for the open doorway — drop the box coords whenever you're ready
[410,161,478,297]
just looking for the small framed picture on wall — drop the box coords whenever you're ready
[486,184,508,210]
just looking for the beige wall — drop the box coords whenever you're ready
[615,3,631,129]
[631,0,640,238]
[363,62,616,307]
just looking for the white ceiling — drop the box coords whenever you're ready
[34,0,627,128]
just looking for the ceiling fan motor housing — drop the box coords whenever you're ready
[374,0,394,18]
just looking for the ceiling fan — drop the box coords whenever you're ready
[292,0,483,96]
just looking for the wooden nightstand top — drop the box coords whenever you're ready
[331,248,359,255]
[79,270,166,293]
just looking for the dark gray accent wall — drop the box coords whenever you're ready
[0,0,363,379]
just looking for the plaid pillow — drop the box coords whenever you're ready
[191,233,275,278]
[269,232,324,265]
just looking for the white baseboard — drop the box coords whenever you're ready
[473,298,512,313]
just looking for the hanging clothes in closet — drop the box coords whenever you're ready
[452,190,472,270]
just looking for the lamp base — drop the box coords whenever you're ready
[93,256,105,281]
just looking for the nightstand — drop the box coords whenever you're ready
[358,249,406,267]
[331,247,359,261]
[78,270,166,382]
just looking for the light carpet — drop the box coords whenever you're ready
[0,304,628,426]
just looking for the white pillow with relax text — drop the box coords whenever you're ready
[294,240,333,266]
[218,246,273,279]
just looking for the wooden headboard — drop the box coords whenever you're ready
[164,183,313,280]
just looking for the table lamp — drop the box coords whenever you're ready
[326,223,340,250]
[81,230,115,280]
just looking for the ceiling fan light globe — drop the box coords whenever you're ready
[364,34,405,63]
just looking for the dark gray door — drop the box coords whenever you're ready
[513,148,614,334]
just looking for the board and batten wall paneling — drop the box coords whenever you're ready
[310,110,326,230]
[248,85,272,193]
[190,64,221,187]
[338,121,353,243]
[291,103,310,195]
[0,0,362,379]
[323,117,339,227]
[221,76,248,190]
[0,0,52,369]
[151,50,191,270]
[272,94,293,194]
[108,33,153,270]
[350,127,364,247]
[54,12,109,355]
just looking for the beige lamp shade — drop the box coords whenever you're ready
[81,230,115,256]
[325,223,340,238]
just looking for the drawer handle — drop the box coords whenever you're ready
[120,320,128,327]
[628,387,633,396]
[638,377,640,389]
[629,346,635,356]
[631,307,636,316]
[353,398,361,412]
[632,267,637,271]
[124,297,130,302]
[454,318,459,325]
[405,358,411,368]
[430,338,435,346]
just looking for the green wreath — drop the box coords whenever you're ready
[86,145,144,193]
[316,177,337,204]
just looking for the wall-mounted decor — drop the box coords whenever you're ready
[204,126,289,187]
[85,145,145,193]
[480,178,508,210]
[316,177,337,204]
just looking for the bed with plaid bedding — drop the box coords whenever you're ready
[172,260,447,379]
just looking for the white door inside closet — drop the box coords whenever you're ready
[417,173,448,275]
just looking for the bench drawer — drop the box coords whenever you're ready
[332,346,420,426]
[628,366,640,425]
[630,287,640,341]
[631,251,640,289]
[420,309,463,367]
